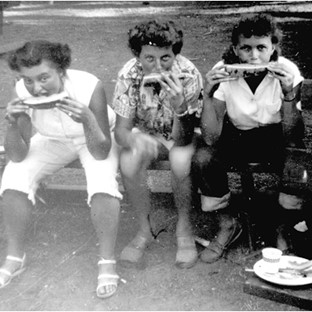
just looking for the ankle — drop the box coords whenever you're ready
[137,228,153,239]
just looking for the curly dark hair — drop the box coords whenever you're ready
[128,19,183,57]
[8,40,71,73]
[223,13,282,64]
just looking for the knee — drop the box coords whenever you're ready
[2,189,33,210]
[278,192,303,210]
[201,193,230,212]
[169,145,193,178]
[119,148,148,178]
[192,147,214,172]
[2,189,27,202]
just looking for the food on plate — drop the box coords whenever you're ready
[224,63,269,78]
[288,259,312,271]
[22,91,68,109]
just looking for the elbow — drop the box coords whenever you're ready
[90,138,112,160]
[4,145,27,163]
[8,153,26,163]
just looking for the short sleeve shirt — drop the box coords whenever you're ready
[112,55,203,139]
[213,56,304,130]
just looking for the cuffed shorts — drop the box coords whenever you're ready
[0,133,123,205]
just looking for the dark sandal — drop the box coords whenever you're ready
[200,221,242,263]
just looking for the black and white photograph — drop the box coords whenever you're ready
[0,1,312,310]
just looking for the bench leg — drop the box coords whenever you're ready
[240,169,256,251]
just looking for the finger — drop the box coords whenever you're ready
[168,72,181,85]
[60,98,83,109]
[158,80,172,93]
[162,73,182,89]
[57,106,74,117]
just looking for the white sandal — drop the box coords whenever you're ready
[96,259,119,299]
[0,254,26,289]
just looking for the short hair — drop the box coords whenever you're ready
[8,40,71,72]
[128,19,183,57]
[231,13,282,46]
[223,13,281,63]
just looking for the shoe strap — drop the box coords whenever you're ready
[177,236,195,247]
[0,268,12,277]
[6,254,25,263]
[98,259,116,265]
[98,273,119,280]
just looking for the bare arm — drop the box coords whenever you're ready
[200,94,226,148]
[280,83,304,147]
[171,113,196,146]
[85,81,112,159]
[4,95,32,162]
[57,81,112,160]
[4,113,32,162]
[114,113,134,149]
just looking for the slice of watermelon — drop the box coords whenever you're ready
[23,91,68,109]
[224,64,269,78]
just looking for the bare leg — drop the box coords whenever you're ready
[170,144,198,269]
[0,189,32,286]
[119,149,154,264]
[91,193,120,298]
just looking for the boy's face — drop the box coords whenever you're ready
[19,60,63,97]
[138,45,176,75]
[233,35,275,65]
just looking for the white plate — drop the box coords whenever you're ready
[254,255,312,286]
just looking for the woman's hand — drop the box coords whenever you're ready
[6,98,29,123]
[205,65,237,96]
[129,132,159,160]
[268,62,295,95]
[206,65,234,85]
[159,73,185,113]
[56,98,93,123]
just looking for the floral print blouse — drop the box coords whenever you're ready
[112,54,203,140]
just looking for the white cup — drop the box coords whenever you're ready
[261,247,283,274]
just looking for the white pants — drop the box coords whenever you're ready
[0,133,122,205]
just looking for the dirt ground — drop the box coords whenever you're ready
[1,1,312,310]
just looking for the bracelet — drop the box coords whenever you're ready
[284,96,296,102]
[174,109,188,117]
[283,91,296,102]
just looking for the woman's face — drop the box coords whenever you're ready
[19,60,64,97]
[233,35,275,65]
[138,45,176,74]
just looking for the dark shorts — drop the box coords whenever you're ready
[192,116,309,198]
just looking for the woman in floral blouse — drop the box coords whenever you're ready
[113,19,203,269]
